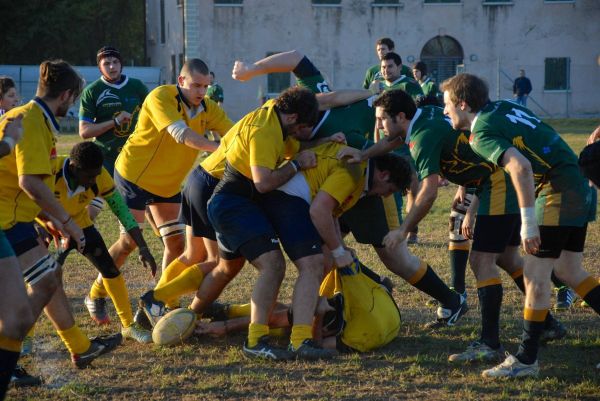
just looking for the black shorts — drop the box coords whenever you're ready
[261,190,322,261]
[534,225,587,259]
[472,214,521,253]
[338,196,401,248]
[180,166,219,240]
[114,169,181,211]
[3,222,39,256]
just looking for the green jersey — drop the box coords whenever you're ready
[363,64,413,89]
[470,100,594,225]
[79,76,148,174]
[382,76,424,102]
[419,77,439,98]
[206,84,224,103]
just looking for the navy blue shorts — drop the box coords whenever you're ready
[0,229,15,259]
[261,190,322,261]
[3,222,40,256]
[114,169,182,211]
[472,214,521,253]
[181,166,219,240]
[208,191,279,261]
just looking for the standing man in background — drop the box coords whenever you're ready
[206,71,224,107]
[512,69,532,107]
[363,37,413,90]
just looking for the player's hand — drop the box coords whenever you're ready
[452,186,467,208]
[333,249,354,268]
[337,146,362,164]
[383,228,407,249]
[368,80,382,95]
[587,125,600,145]
[138,246,157,277]
[116,111,132,123]
[195,321,226,337]
[3,115,23,143]
[328,132,346,144]
[295,150,317,170]
[522,235,541,255]
[231,61,255,81]
[461,210,475,240]
[63,219,85,253]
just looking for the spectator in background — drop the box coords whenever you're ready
[363,37,413,90]
[412,61,440,102]
[0,76,19,116]
[513,69,532,107]
[206,71,224,107]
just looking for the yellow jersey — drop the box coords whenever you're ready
[0,99,58,229]
[115,85,233,197]
[52,156,115,229]
[223,99,296,179]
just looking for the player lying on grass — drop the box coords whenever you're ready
[197,260,401,354]
[37,142,157,344]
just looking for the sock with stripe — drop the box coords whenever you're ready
[449,243,469,294]
[103,274,134,327]
[477,281,503,349]
[409,261,459,308]
[575,276,600,315]
[515,308,548,365]
[511,268,559,329]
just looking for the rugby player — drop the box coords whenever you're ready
[379,52,423,102]
[113,59,233,274]
[363,37,413,90]
[412,61,440,102]
[442,73,600,378]
[0,60,121,373]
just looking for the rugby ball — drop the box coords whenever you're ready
[152,308,197,346]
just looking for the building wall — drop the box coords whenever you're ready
[148,0,600,120]
[146,0,185,84]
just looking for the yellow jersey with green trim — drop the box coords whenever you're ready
[223,99,292,180]
[52,156,115,229]
[115,85,233,197]
[0,99,59,229]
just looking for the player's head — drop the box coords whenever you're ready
[376,37,395,60]
[381,52,402,82]
[412,61,427,81]
[97,46,123,83]
[69,142,104,189]
[373,89,416,141]
[178,58,211,107]
[579,141,600,188]
[368,152,413,197]
[0,76,18,111]
[441,73,489,131]
[519,69,525,77]
[274,86,319,139]
[209,71,215,84]
[37,60,84,117]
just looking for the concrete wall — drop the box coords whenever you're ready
[148,0,600,120]
[146,0,184,84]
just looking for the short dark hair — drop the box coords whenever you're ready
[0,76,16,99]
[372,153,413,196]
[70,142,103,171]
[412,61,427,76]
[96,46,122,65]
[275,87,319,127]
[382,52,402,66]
[579,141,600,187]
[376,37,395,50]
[181,59,209,77]
[37,60,84,100]
[373,89,417,120]
[209,71,215,78]
[441,73,489,113]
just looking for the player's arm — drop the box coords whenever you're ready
[315,90,372,110]
[79,112,132,140]
[250,150,316,193]
[310,191,353,267]
[19,174,85,252]
[232,50,304,81]
[0,115,23,158]
[337,134,402,163]
[461,194,479,240]
[104,190,157,276]
[167,121,219,152]
[383,174,439,249]
[500,147,540,254]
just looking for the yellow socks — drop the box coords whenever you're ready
[103,274,134,327]
[57,325,91,355]
[290,324,312,349]
[89,279,108,299]
[228,303,251,318]
[156,258,190,289]
[247,323,269,348]
[154,264,205,304]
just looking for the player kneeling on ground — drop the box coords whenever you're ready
[39,142,157,343]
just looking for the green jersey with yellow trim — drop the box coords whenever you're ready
[382,76,424,101]
[206,84,224,103]
[79,76,148,174]
[363,64,413,89]
[470,100,594,225]
[419,77,439,98]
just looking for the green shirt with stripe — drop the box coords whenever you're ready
[382,76,424,102]
[470,100,594,225]
[363,64,413,89]
[419,77,439,98]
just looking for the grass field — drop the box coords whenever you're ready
[7,118,600,401]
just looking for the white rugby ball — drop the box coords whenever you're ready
[152,308,197,346]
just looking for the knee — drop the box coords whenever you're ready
[2,306,34,340]
[164,234,185,254]
[118,235,138,254]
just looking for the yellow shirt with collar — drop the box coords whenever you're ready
[0,99,58,229]
[115,85,233,197]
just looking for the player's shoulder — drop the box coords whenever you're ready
[148,84,177,101]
